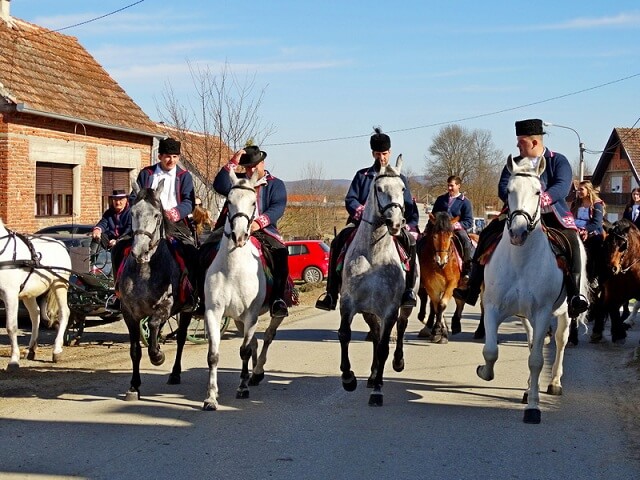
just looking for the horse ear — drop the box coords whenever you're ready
[536,155,546,176]
[229,167,239,184]
[131,181,140,197]
[249,168,260,186]
[156,178,165,197]
[451,215,460,225]
[506,154,514,174]
[429,212,435,224]
[395,154,403,173]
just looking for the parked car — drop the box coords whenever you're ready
[285,240,330,284]
[35,224,93,236]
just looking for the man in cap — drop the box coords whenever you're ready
[453,119,589,317]
[212,145,290,317]
[315,127,420,311]
[91,189,132,271]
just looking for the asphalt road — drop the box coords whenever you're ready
[1,302,639,480]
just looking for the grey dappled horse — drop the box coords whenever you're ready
[118,180,192,400]
[0,218,71,368]
[479,155,588,424]
[202,169,286,411]
[339,155,419,407]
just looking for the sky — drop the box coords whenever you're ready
[10,0,640,182]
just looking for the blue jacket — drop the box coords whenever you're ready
[572,201,605,235]
[133,164,195,221]
[345,165,419,230]
[94,204,132,239]
[213,165,287,242]
[432,193,474,231]
[622,204,640,229]
[498,148,577,230]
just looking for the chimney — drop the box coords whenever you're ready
[0,0,10,22]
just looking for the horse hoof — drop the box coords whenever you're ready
[149,351,166,366]
[451,323,461,335]
[248,372,265,386]
[366,378,374,389]
[521,392,528,404]
[368,393,383,407]
[523,408,541,424]
[589,333,603,343]
[476,365,494,382]
[27,350,36,361]
[612,337,627,346]
[167,374,181,385]
[432,335,448,344]
[417,326,432,339]
[52,352,62,363]
[393,358,405,372]
[236,389,250,399]
[6,362,19,372]
[342,373,358,392]
[547,384,563,396]
[124,390,139,401]
[203,401,218,411]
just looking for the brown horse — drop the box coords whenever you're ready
[416,211,467,343]
[589,219,638,344]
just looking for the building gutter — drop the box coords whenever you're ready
[14,103,161,139]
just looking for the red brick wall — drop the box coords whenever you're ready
[1,112,153,232]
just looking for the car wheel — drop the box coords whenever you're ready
[303,266,323,284]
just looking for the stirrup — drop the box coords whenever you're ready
[453,287,479,306]
[401,289,417,308]
[270,299,288,317]
[568,295,588,317]
[315,292,337,311]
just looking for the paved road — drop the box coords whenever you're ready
[1,303,639,480]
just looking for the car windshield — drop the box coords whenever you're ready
[319,242,330,252]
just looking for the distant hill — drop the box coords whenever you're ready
[285,175,428,193]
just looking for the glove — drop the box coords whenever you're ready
[353,205,364,221]
[164,208,180,222]
[540,192,552,208]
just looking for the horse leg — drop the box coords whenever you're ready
[474,304,485,340]
[369,316,394,407]
[431,303,448,344]
[393,313,408,373]
[364,313,380,388]
[49,284,71,363]
[146,313,166,367]
[568,317,579,346]
[203,308,223,411]
[451,298,464,335]
[426,302,436,329]
[250,314,285,386]
[418,299,435,338]
[547,313,570,396]
[22,296,41,362]
[168,313,191,385]
[124,316,142,400]
[417,287,427,323]
[338,306,357,392]
[237,317,259,399]
[590,299,606,343]
[3,296,23,369]
[477,307,499,382]
[609,305,627,345]
[522,318,550,424]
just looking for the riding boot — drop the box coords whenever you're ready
[453,262,484,306]
[316,231,349,311]
[401,229,418,308]
[270,247,289,317]
[567,272,589,318]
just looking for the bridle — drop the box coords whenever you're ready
[132,201,164,253]
[224,184,257,239]
[362,173,405,226]
[609,230,640,274]
[506,172,541,233]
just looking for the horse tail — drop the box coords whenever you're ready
[42,288,61,328]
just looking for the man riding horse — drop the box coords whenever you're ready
[453,118,589,318]
[316,127,419,311]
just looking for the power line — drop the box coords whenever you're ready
[263,72,640,147]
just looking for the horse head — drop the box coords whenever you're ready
[505,155,545,246]
[605,219,635,275]
[427,212,456,267]
[226,168,259,248]
[370,154,406,236]
[130,179,164,264]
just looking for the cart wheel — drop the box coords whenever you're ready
[186,316,231,344]
[64,312,85,346]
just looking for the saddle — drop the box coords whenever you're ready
[336,227,410,272]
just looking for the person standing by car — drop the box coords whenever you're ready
[212,145,290,317]
[315,127,420,311]
[91,189,132,271]
[431,175,475,280]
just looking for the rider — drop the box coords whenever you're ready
[315,127,420,311]
[570,180,605,285]
[91,189,132,272]
[431,175,475,280]
[212,145,290,318]
[453,118,589,318]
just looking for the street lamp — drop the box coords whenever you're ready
[543,121,585,181]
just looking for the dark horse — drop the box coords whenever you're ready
[589,219,638,344]
[118,180,193,400]
[416,212,466,343]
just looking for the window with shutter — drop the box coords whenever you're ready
[35,163,73,217]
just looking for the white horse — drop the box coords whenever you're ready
[338,155,419,406]
[478,155,588,424]
[202,169,286,410]
[0,218,71,369]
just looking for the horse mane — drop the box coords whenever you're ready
[431,211,452,233]
[613,218,635,236]
[134,187,162,208]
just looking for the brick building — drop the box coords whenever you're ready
[0,1,158,232]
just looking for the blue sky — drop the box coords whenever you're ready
[11,0,640,181]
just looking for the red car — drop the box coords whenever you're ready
[285,240,330,284]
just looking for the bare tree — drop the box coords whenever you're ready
[424,125,504,216]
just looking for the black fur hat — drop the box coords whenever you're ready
[370,127,391,152]
[239,146,267,167]
[159,137,181,155]
[515,119,545,136]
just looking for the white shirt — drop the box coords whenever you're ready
[151,164,177,210]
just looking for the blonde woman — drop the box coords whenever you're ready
[570,180,605,284]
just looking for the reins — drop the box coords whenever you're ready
[361,173,405,230]
[506,172,541,233]
[223,184,257,239]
